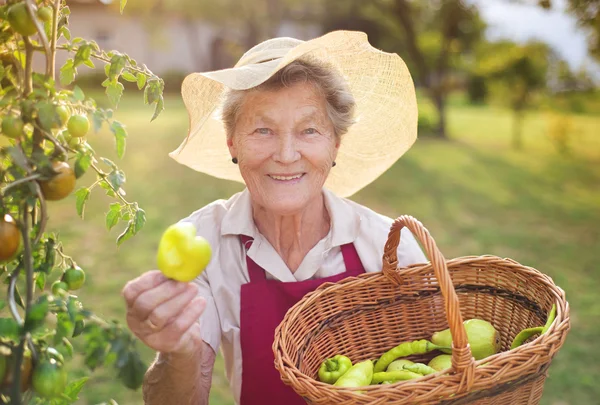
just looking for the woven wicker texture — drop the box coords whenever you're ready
[273,215,570,404]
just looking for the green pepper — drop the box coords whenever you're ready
[541,304,557,334]
[374,339,450,373]
[371,370,422,384]
[510,304,557,349]
[334,360,373,388]
[403,363,437,375]
[318,355,353,384]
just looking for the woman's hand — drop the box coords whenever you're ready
[122,270,206,355]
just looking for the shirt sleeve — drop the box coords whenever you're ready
[193,271,221,354]
[177,210,223,355]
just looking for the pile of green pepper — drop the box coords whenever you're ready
[315,304,557,387]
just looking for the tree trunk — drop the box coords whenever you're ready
[512,109,524,150]
[432,91,448,139]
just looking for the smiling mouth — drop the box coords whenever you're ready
[268,173,305,181]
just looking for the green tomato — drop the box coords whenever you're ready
[37,6,53,22]
[2,115,25,139]
[32,360,67,399]
[67,114,90,138]
[51,280,69,296]
[55,105,70,128]
[157,222,212,282]
[7,2,38,37]
[63,266,85,290]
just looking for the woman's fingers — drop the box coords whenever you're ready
[130,279,190,320]
[122,270,168,305]
[145,297,207,353]
[145,284,199,330]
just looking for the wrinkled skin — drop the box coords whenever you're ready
[228,82,339,271]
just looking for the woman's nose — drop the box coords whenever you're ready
[273,133,300,163]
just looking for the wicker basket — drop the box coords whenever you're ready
[273,215,570,404]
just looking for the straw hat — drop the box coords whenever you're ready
[169,30,418,198]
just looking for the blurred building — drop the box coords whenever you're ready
[37,0,321,76]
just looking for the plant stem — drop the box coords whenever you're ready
[8,203,32,405]
[55,44,157,77]
[90,161,132,207]
[1,174,42,194]
[8,265,23,325]
[50,0,61,80]
[24,0,51,77]
[32,122,67,158]
[32,182,47,245]
[23,38,34,96]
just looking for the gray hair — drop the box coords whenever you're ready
[219,58,356,140]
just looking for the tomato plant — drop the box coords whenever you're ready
[0,0,165,403]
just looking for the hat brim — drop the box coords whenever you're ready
[169,30,418,198]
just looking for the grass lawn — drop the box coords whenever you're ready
[33,90,599,405]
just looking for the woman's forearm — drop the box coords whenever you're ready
[142,342,216,405]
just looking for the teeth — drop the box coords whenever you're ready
[270,174,302,181]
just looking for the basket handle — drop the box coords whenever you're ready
[382,215,476,389]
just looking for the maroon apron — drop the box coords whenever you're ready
[239,235,366,405]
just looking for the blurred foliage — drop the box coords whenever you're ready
[522,0,600,61]
[474,40,551,149]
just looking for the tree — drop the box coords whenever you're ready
[318,0,486,139]
[0,0,164,403]
[476,41,550,149]
[535,0,600,61]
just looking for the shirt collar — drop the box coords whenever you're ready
[220,187,361,248]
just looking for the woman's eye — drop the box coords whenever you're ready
[303,128,317,135]
[255,128,270,135]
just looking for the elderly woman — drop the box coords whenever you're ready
[122,31,427,405]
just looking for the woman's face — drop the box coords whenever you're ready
[228,82,339,215]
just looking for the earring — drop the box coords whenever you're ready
[332,161,336,167]
[232,157,238,164]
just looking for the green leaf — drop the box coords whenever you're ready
[72,319,85,338]
[117,220,135,246]
[37,101,58,131]
[100,157,117,170]
[73,85,85,101]
[106,203,121,230]
[110,121,127,158]
[104,63,111,78]
[25,296,49,331]
[74,152,92,179]
[63,376,89,401]
[83,58,96,69]
[133,208,146,234]
[7,146,29,171]
[0,318,20,340]
[54,312,74,345]
[59,26,71,40]
[151,95,164,122]
[121,71,137,82]
[118,350,146,389]
[74,44,92,68]
[120,0,127,14]
[108,54,127,81]
[100,179,117,198]
[136,73,146,90]
[75,188,90,219]
[106,79,124,108]
[60,59,76,86]
[35,272,46,291]
[107,170,126,191]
